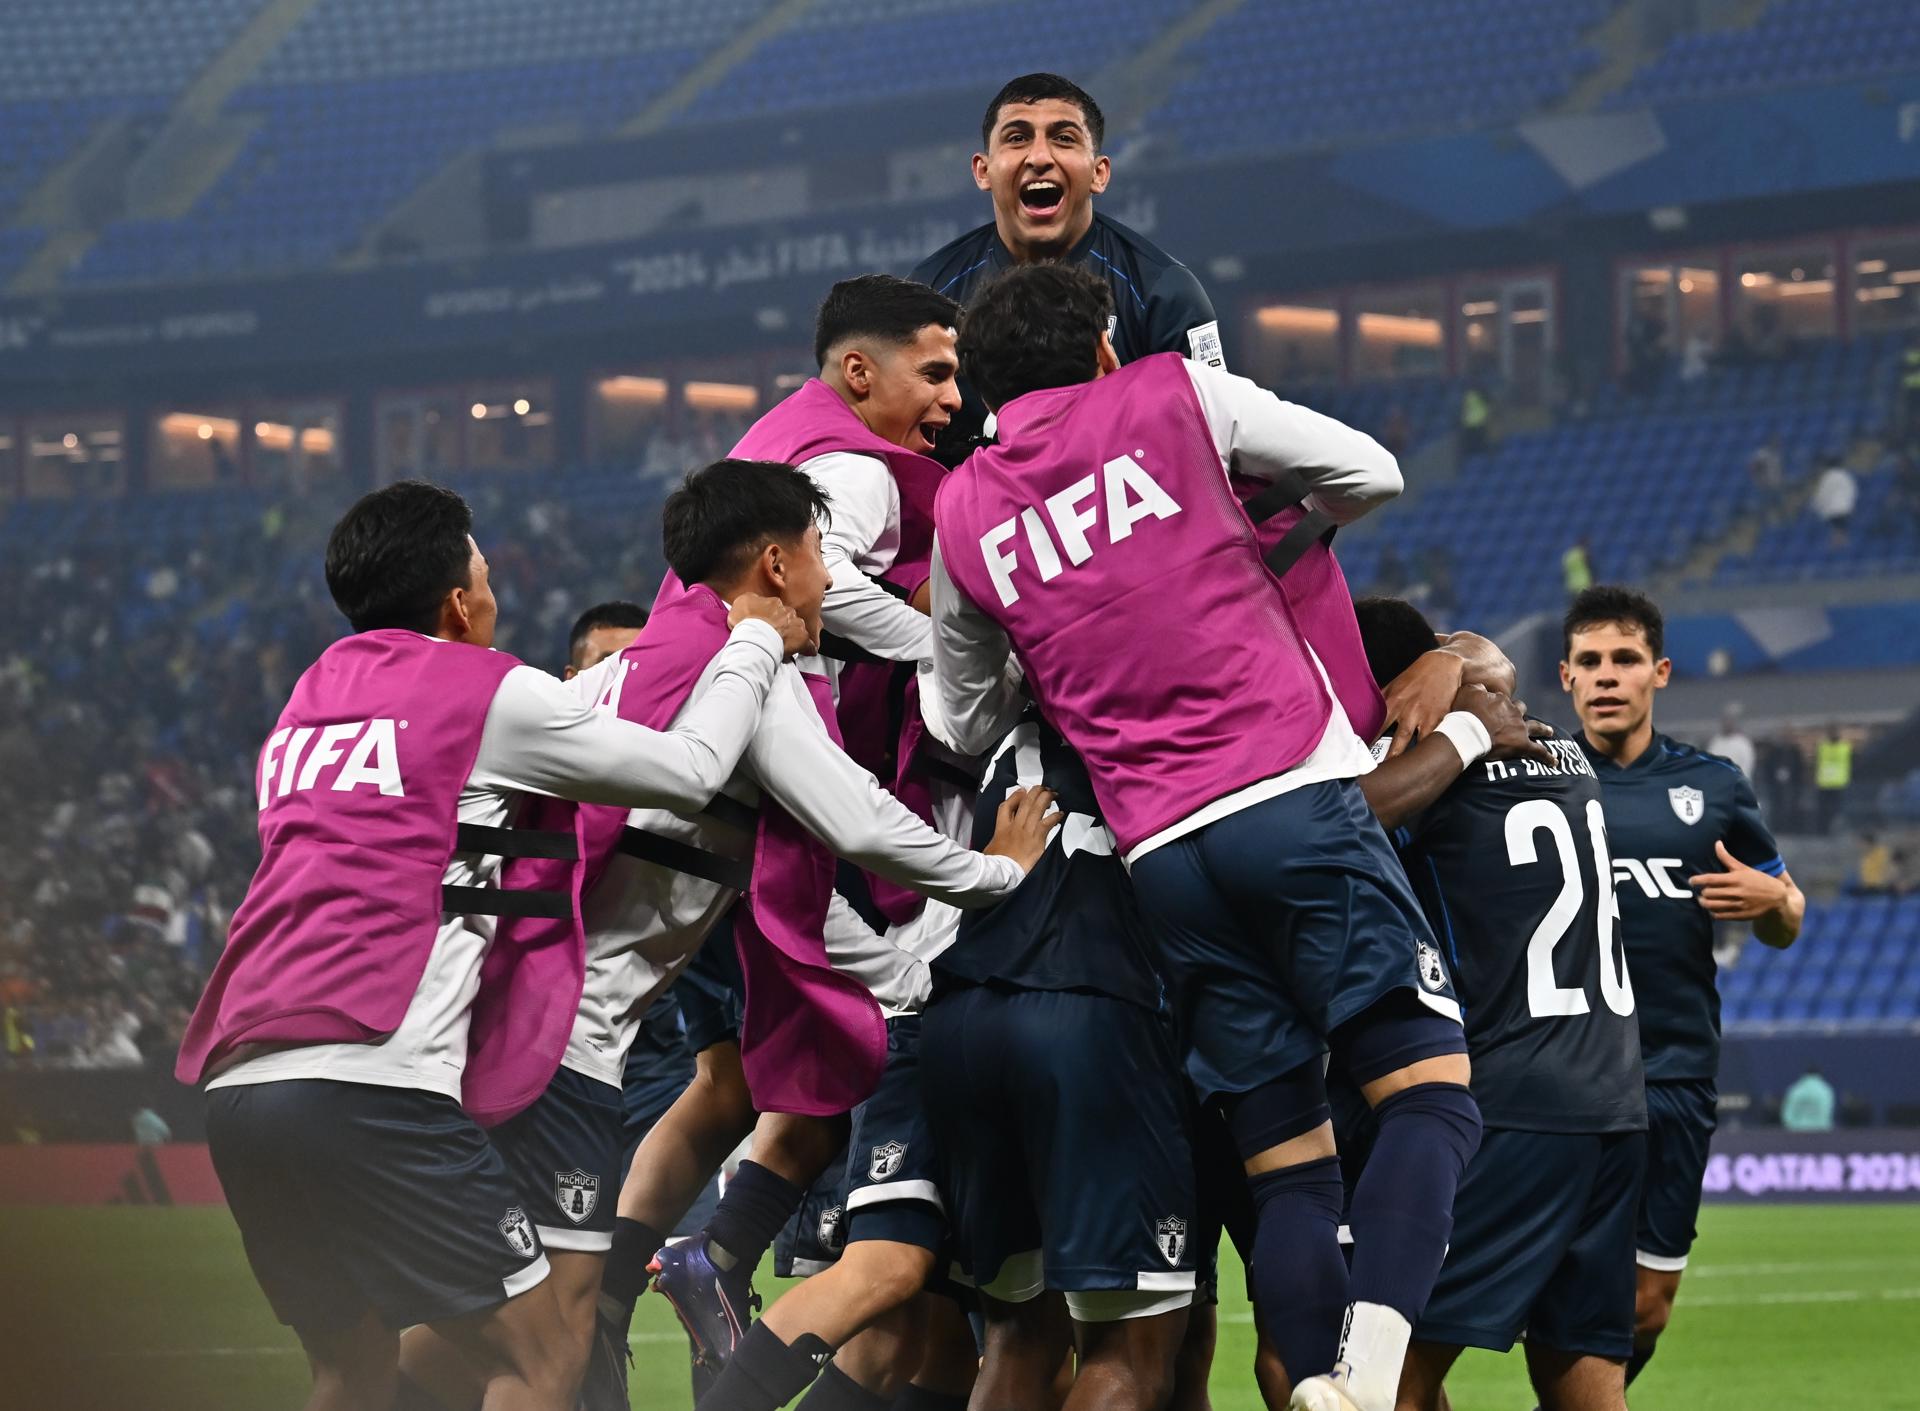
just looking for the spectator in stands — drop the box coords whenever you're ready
[1749,303,1788,361]
[1811,454,1858,544]
[1680,330,1711,382]
[1380,404,1411,459]
[130,1105,172,1146]
[1851,834,1899,895]
[1748,435,1784,494]
[1780,1067,1836,1133]
[1457,383,1491,455]
[1707,704,1757,777]
[1561,535,1594,598]
[1758,734,1812,832]
[1815,723,1853,834]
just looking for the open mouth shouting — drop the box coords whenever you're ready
[911,417,947,452]
[1019,179,1065,221]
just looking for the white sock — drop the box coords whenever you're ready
[1334,1301,1413,1411]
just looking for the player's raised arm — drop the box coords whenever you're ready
[476,597,803,816]
[1181,358,1403,524]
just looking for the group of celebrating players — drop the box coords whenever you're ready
[180,73,1808,1411]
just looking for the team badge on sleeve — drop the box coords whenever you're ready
[869,1141,907,1181]
[554,1168,600,1224]
[1186,321,1226,368]
[498,1207,537,1258]
[1668,786,1705,825]
[818,1205,845,1254]
[1416,940,1449,992]
[1156,1216,1188,1266]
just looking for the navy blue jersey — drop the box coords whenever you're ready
[1577,732,1785,1083]
[936,711,1162,1012]
[910,212,1219,458]
[1394,737,1645,1133]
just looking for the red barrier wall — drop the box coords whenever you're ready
[0,1143,225,1205]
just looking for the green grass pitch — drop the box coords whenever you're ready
[12,1203,1919,1409]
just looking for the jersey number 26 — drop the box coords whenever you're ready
[1505,797,1635,1020]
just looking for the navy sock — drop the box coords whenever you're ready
[1246,1155,1349,1384]
[890,1387,969,1411]
[796,1362,891,1411]
[706,1160,804,1271]
[1345,1082,1481,1323]
[1625,1342,1656,1386]
[694,1321,831,1411]
[602,1216,665,1306]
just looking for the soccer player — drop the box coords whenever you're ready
[911,72,1221,462]
[178,480,803,1411]
[565,600,650,681]
[538,458,1058,1383]
[1561,586,1803,1389]
[1347,597,1648,1411]
[932,262,1481,1411]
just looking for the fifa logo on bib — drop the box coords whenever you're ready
[1668,786,1705,825]
[554,1168,599,1223]
[498,1207,537,1258]
[977,453,1184,606]
[869,1140,907,1181]
[1156,1216,1187,1266]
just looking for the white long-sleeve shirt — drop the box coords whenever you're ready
[207,622,785,1099]
[801,450,936,678]
[929,360,1398,864]
[560,644,1024,1086]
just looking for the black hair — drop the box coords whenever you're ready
[958,262,1114,411]
[567,600,649,666]
[662,459,832,588]
[1352,596,1439,689]
[324,479,473,634]
[981,72,1104,151]
[813,275,962,369]
[1563,585,1665,660]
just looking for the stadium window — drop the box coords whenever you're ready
[376,391,464,483]
[679,360,762,465]
[23,412,124,498]
[1456,274,1555,405]
[151,410,243,491]
[1618,257,1721,373]
[588,371,670,466]
[1247,296,1340,389]
[1849,232,1920,333]
[1352,285,1446,381]
[251,401,341,491]
[469,382,554,473]
[1735,243,1837,346]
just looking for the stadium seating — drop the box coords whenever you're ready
[1715,462,1920,586]
[1721,893,1920,1030]
[674,0,1192,126]
[1148,0,1615,160]
[1609,0,1920,109]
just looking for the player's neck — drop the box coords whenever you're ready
[1583,717,1657,768]
[998,204,1096,264]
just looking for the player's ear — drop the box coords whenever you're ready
[972,151,991,192]
[1558,660,1573,693]
[1090,152,1111,194]
[841,347,872,397]
[1653,657,1673,688]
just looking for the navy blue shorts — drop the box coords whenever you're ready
[676,918,745,1057]
[619,994,695,1175]
[1129,780,1462,1104]
[844,1014,946,1251]
[1637,1078,1717,1270]
[491,1064,624,1253]
[206,1080,548,1333]
[1419,1128,1645,1358]
[921,986,1198,1307]
[773,1145,850,1278]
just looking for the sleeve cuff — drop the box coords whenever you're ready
[1753,856,1787,877]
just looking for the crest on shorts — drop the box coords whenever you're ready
[818,1204,845,1254]
[498,1206,537,1259]
[1156,1216,1187,1267]
[554,1168,599,1224]
[1416,940,1449,992]
[869,1140,907,1182]
[1668,786,1705,825]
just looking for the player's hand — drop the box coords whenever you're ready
[1689,840,1789,920]
[982,786,1063,874]
[728,594,815,658]
[1380,649,1466,758]
[1453,684,1556,765]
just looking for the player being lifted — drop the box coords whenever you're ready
[1344,597,1648,1411]
[1561,586,1802,1390]
[932,263,1481,1411]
